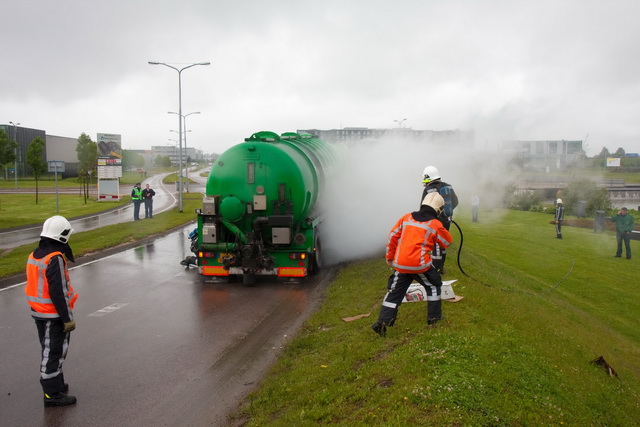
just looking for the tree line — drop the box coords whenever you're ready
[593,146,637,158]
[1,129,190,204]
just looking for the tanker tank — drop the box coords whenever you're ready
[195,131,338,283]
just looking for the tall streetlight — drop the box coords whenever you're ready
[394,118,407,128]
[9,121,20,189]
[148,61,210,212]
[169,111,200,193]
[169,129,191,183]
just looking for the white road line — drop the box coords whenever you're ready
[88,303,130,317]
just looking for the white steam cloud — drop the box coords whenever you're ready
[320,137,516,265]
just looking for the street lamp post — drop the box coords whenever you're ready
[9,121,19,188]
[394,118,407,128]
[170,129,190,186]
[148,61,210,212]
[169,111,200,193]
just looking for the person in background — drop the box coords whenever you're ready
[611,207,634,259]
[471,194,480,223]
[142,183,156,219]
[25,216,78,407]
[554,198,565,239]
[131,182,143,221]
[372,192,453,337]
[420,165,458,274]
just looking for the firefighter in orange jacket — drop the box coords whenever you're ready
[26,215,78,407]
[372,193,453,337]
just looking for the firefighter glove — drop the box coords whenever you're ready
[63,320,76,333]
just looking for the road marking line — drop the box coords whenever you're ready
[89,303,130,317]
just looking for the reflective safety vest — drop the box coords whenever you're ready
[386,213,453,274]
[25,251,77,318]
[132,187,143,200]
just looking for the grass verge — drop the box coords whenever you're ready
[235,208,640,425]
[0,193,129,229]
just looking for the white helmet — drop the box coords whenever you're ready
[422,165,441,184]
[41,215,74,244]
[421,192,445,214]
[556,198,563,204]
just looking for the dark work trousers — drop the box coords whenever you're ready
[432,244,445,272]
[144,199,153,218]
[616,231,632,258]
[35,318,70,394]
[133,200,142,220]
[556,220,563,239]
[432,220,451,273]
[376,268,443,326]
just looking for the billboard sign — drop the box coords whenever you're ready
[97,133,122,165]
[606,157,621,167]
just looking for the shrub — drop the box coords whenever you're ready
[508,190,543,211]
[561,179,611,216]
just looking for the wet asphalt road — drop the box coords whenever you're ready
[1,169,335,425]
[0,224,334,426]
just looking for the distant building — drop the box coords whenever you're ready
[0,124,47,178]
[151,145,198,166]
[46,135,80,177]
[501,140,584,171]
[298,127,475,148]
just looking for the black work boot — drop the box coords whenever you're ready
[371,322,387,337]
[427,318,442,326]
[427,300,443,323]
[44,392,77,407]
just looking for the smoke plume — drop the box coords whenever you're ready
[320,136,515,265]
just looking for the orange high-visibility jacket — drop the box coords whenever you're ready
[386,213,453,274]
[25,251,77,319]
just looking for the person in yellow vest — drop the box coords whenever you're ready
[131,182,143,220]
[26,215,78,407]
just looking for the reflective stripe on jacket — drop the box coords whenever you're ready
[25,251,77,318]
[386,213,453,274]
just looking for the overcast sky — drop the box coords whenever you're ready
[2,0,639,156]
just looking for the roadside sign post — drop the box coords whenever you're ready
[48,161,65,213]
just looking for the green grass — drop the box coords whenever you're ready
[0,197,199,278]
[0,177,96,188]
[602,171,640,183]
[0,194,129,229]
[236,208,640,425]
[0,168,188,230]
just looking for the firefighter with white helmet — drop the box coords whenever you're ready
[25,215,78,407]
[372,192,453,336]
[420,165,458,274]
[554,199,565,239]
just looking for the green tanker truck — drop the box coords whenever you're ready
[195,131,337,283]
